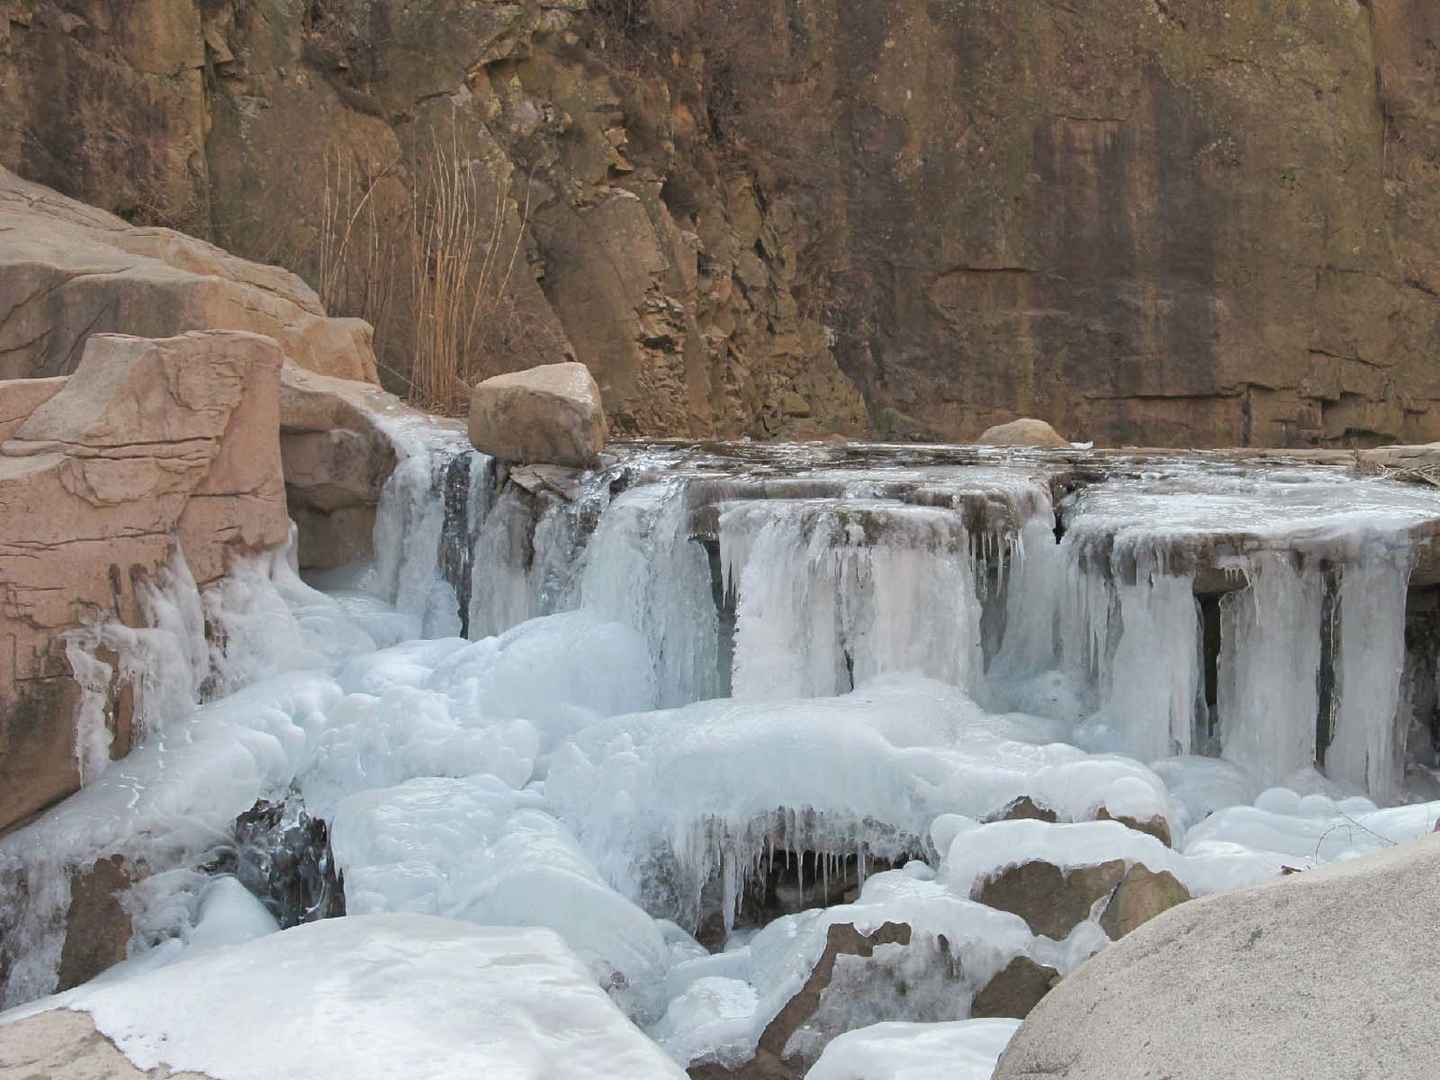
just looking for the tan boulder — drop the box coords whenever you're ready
[0,331,289,833]
[0,166,377,384]
[977,418,1071,449]
[469,362,607,468]
[995,835,1440,1080]
[1098,865,1190,941]
[974,859,1127,941]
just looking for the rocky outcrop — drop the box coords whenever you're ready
[0,165,376,383]
[0,330,289,833]
[469,362,608,468]
[978,420,1071,450]
[6,2,1440,446]
[278,365,416,570]
[994,835,1440,1080]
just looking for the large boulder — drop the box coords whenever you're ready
[469,362,608,468]
[0,166,377,383]
[977,419,1071,449]
[0,331,289,833]
[994,835,1440,1080]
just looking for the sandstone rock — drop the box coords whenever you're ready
[1098,865,1190,941]
[278,364,436,570]
[994,835,1440,1080]
[974,860,1127,940]
[0,166,377,383]
[0,377,66,442]
[1095,807,1173,848]
[971,956,1060,1020]
[56,857,132,993]
[0,331,289,833]
[469,362,607,468]
[977,419,1071,450]
[0,1009,214,1080]
[7,3,1440,445]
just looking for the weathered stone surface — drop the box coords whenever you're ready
[974,860,1127,941]
[55,857,132,994]
[0,1009,214,1080]
[978,419,1071,449]
[1098,865,1190,941]
[971,955,1059,1020]
[0,331,289,833]
[0,378,66,443]
[994,835,1440,1080]
[469,362,608,468]
[0,165,376,383]
[5,4,1440,442]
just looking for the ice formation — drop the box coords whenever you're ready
[806,1018,1023,1080]
[6,433,1440,1076]
[2,917,688,1080]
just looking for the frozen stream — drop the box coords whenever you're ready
[5,432,1440,1078]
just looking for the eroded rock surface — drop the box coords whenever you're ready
[0,165,376,383]
[0,330,289,833]
[6,2,1440,445]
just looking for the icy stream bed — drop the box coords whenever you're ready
[5,433,1440,1078]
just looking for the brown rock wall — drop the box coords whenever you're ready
[2,2,1438,446]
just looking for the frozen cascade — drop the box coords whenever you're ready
[14,440,1440,1069]
[1218,553,1325,787]
[1329,554,1412,802]
[720,501,986,701]
[580,482,723,706]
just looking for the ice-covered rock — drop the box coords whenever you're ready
[807,1018,1022,1080]
[0,331,289,832]
[330,774,671,1021]
[0,916,688,1080]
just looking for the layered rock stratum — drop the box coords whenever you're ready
[5,0,1436,446]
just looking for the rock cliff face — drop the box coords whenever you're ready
[2,0,1438,446]
[0,330,289,831]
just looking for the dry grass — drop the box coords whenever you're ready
[316,122,532,414]
[407,126,530,414]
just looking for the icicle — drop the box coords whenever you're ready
[1329,553,1411,801]
[1219,553,1325,786]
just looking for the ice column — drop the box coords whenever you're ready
[580,483,722,706]
[721,502,983,700]
[1328,555,1410,802]
[1218,552,1324,786]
